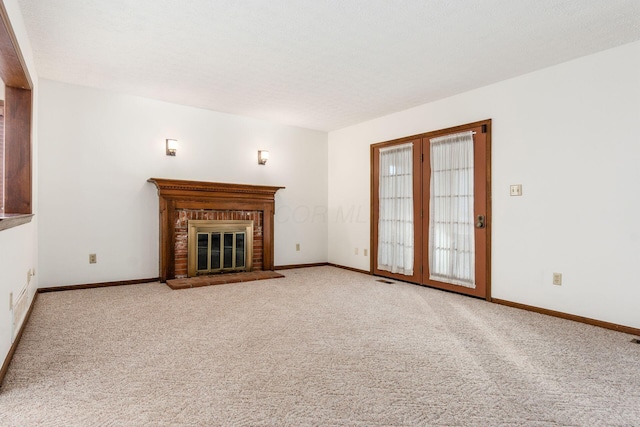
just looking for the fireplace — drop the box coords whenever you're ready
[187,220,253,276]
[174,209,263,278]
[148,178,284,282]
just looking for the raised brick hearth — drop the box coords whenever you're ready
[148,178,284,282]
[166,270,284,290]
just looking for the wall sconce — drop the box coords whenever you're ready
[258,150,269,165]
[166,139,178,156]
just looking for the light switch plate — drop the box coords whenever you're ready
[510,184,523,196]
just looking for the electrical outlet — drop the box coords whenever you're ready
[355,248,359,255]
[295,244,300,252]
[89,253,97,264]
[552,272,562,286]
[364,249,368,256]
[510,184,523,196]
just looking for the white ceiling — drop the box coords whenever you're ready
[17,0,640,131]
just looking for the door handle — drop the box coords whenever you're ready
[476,215,486,229]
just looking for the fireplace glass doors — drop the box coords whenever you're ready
[187,220,253,276]
[197,231,245,272]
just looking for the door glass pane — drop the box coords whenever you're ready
[377,143,414,276]
[223,233,233,269]
[197,233,208,271]
[236,233,245,267]
[210,233,221,270]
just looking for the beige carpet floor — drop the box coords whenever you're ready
[1,266,639,426]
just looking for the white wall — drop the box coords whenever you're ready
[37,80,327,287]
[328,41,640,330]
[0,0,39,367]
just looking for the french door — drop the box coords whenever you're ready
[371,120,491,299]
[372,138,423,284]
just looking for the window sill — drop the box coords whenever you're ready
[0,213,34,232]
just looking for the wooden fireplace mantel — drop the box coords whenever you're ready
[148,178,284,282]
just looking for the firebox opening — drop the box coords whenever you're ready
[187,220,253,277]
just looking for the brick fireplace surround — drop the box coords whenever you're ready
[176,209,261,278]
[148,178,284,282]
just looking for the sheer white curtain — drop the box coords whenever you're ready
[428,131,475,288]
[378,143,414,275]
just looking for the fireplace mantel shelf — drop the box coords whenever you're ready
[148,178,285,282]
[148,178,284,198]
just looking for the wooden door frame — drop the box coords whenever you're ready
[370,119,492,300]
